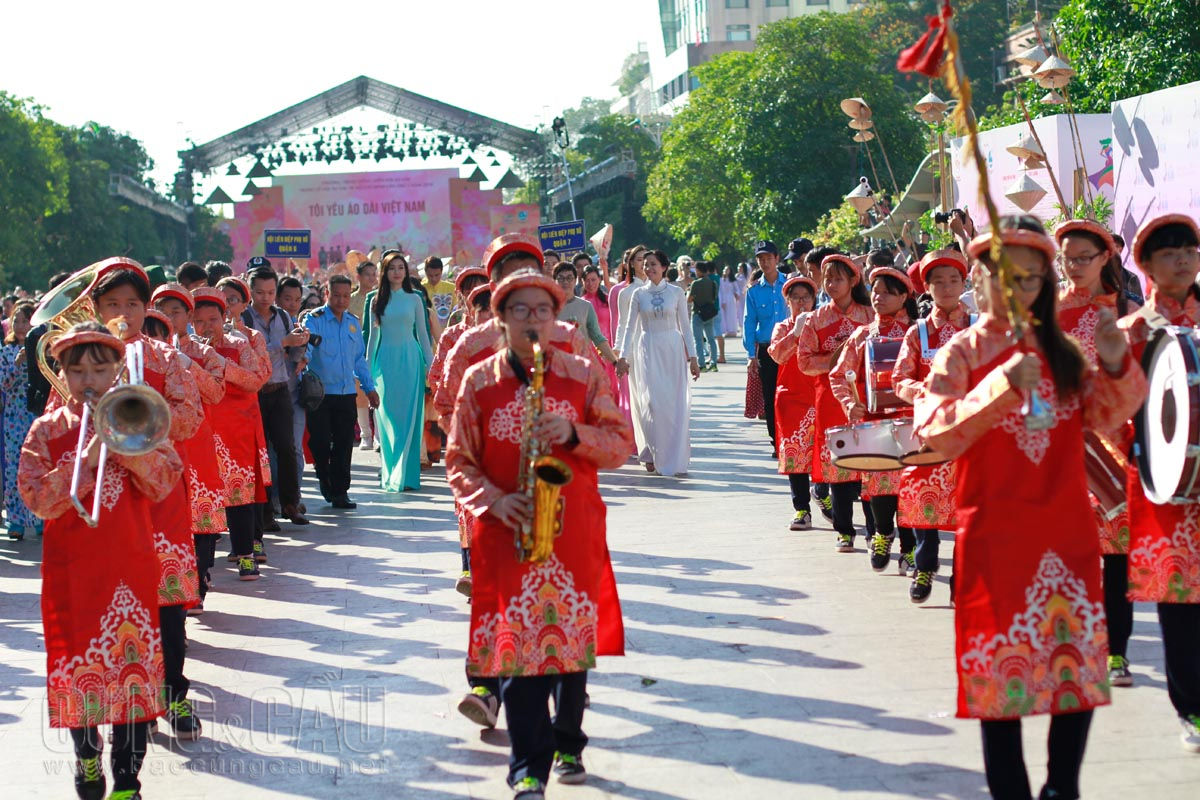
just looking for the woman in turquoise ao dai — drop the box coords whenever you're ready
[367,251,434,491]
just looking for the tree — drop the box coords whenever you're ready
[645,12,926,257]
[0,93,68,287]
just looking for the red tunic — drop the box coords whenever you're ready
[830,312,912,498]
[917,315,1146,719]
[1060,286,1139,554]
[138,335,203,607]
[209,332,269,506]
[446,349,633,676]
[891,303,973,529]
[20,401,182,728]
[1119,289,1200,602]
[768,315,817,474]
[796,301,873,483]
[176,335,229,535]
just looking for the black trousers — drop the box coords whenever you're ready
[193,533,217,600]
[756,344,779,446]
[830,482,861,538]
[1102,554,1133,659]
[226,503,256,557]
[787,473,811,513]
[71,721,149,793]
[868,495,915,553]
[914,529,940,572]
[1159,601,1200,718]
[500,671,588,786]
[980,710,1092,800]
[159,603,189,704]
[259,387,300,510]
[306,393,357,499]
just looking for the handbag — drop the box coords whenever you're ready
[299,369,325,411]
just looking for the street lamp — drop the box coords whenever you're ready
[550,116,577,221]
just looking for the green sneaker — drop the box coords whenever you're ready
[74,756,105,800]
[1108,654,1133,687]
[237,556,260,581]
[512,776,545,799]
[836,533,854,553]
[813,490,833,521]
[898,549,916,576]
[107,791,141,800]
[1181,714,1200,753]
[869,534,893,572]
[252,540,267,563]
[910,570,934,604]
[166,698,202,739]
[457,685,498,728]
[553,751,587,784]
[789,510,812,531]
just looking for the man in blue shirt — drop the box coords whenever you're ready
[302,274,379,509]
[742,239,788,451]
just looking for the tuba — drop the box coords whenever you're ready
[31,264,106,399]
[516,333,573,563]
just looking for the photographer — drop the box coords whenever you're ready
[243,260,309,531]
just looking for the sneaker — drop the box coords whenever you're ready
[187,602,204,617]
[512,777,545,799]
[166,699,202,740]
[457,686,499,728]
[1108,654,1133,687]
[74,756,105,800]
[910,570,934,604]
[790,510,812,531]
[455,571,473,597]
[359,442,374,451]
[812,489,833,521]
[836,533,854,553]
[898,550,916,576]
[869,534,893,572]
[6,526,23,541]
[553,752,587,784]
[107,792,140,800]
[237,557,260,581]
[253,541,268,564]
[1181,714,1200,753]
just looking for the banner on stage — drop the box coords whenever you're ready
[538,220,586,253]
[263,229,312,258]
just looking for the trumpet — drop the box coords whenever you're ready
[68,328,172,527]
[516,332,573,563]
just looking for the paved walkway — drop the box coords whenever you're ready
[2,349,1198,799]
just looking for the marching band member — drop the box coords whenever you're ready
[151,284,230,612]
[831,265,917,573]
[20,321,182,800]
[430,268,490,405]
[1118,213,1200,752]
[446,269,631,799]
[1054,220,1140,687]
[191,288,270,581]
[796,254,873,552]
[768,274,818,530]
[891,250,973,603]
[89,262,207,743]
[916,215,1145,799]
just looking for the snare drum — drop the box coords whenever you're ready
[1135,325,1200,504]
[827,420,905,471]
[865,337,905,414]
[891,418,949,466]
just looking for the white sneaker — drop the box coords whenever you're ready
[359,442,374,451]
[1182,715,1200,753]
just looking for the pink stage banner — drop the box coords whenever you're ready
[228,169,456,270]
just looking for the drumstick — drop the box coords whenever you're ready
[845,369,860,407]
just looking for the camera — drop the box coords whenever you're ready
[307,333,323,346]
[934,208,964,226]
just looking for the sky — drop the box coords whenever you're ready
[3,0,652,193]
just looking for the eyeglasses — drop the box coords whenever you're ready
[1150,248,1200,264]
[1063,252,1104,268]
[506,303,556,321]
[554,273,576,283]
[1014,273,1046,292]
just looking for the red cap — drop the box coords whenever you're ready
[467,282,493,307]
[1054,219,1117,258]
[144,308,171,329]
[482,233,543,277]
[454,266,489,292]
[490,269,566,315]
[191,287,227,313]
[918,248,969,283]
[151,282,195,311]
[89,257,149,292]
[1132,213,1200,265]
[216,276,250,303]
[821,254,862,284]
[968,229,1057,264]
[782,274,818,298]
[49,328,125,361]
[866,265,914,293]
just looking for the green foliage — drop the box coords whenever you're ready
[802,203,866,254]
[1046,191,1114,229]
[618,54,651,97]
[645,12,926,255]
[917,209,954,249]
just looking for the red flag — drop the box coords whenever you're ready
[897,2,953,78]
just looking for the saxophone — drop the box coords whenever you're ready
[516,333,574,563]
